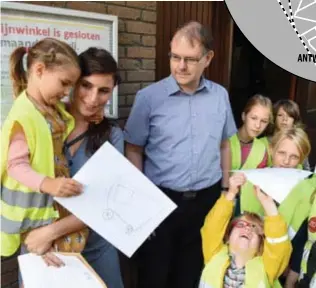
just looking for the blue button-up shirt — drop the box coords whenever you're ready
[124,75,237,191]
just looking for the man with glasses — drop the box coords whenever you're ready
[124,21,237,288]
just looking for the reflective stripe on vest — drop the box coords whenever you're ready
[1,186,53,208]
[300,190,316,280]
[229,134,267,215]
[1,215,54,234]
[0,91,74,256]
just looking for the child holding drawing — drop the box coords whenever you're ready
[1,38,86,258]
[199,172,292,287]
[22,47,124,288]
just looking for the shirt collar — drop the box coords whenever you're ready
[166,75,209,96]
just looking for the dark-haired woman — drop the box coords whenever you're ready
[23,47,124,288]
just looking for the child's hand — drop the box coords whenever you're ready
[254,185,278,216]
[40,177,83,197]
[42,248,65,268]
[226,173,247,200]
[24,225,54,255]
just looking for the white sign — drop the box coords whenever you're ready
[1,2,118,124]
[18,253,106,288]
[55,142,177,257]
[239,167,314,203]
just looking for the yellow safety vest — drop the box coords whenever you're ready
[300,175,316,285]
[242,176,315,240]
[229,134,267,215]
[259,136,272,167]
[1,91,74,256]
[199,245,281,288]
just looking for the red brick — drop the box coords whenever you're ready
[119,59,141,70]
[127,47,155,59]
[108,5,141,20]
[119,107,131,118]
[119,33,141,45]
[127,70,155,82]
[126,21,156,35]
[66,2,107,13]
[142,59,155,70]
[118,95,126,105]
[126,1,156,10]
[142,35,156,47]
[126,95,136,105]
[119,47,126,58]
[105,1,126,6]
[118,19,125,32]
[142,11,156,23]
[25,1,66,7]
[119,71,126,82]
[119,83,141,95]
[142,82,154,88]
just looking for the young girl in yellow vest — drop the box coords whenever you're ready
[1,38,87,259]
[298,179,316,288]
[199,172,292,288]
[221,94,273,216]
[271,99,310,170]
[239,127,314,287]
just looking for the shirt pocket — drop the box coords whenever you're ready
[208,112,225,142]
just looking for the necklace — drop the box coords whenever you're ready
[237,131,252,144]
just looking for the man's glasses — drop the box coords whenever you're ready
[168,52,207,66]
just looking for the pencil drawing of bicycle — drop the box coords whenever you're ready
[102,180,164,235]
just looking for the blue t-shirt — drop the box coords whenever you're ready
[65,126,123,257]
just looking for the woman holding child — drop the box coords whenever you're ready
[21,47,125,288]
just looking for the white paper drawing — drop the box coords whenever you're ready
[55,142,177,257]
[18,253,105,288]
[102,178,165,235]
[235,167,314,203]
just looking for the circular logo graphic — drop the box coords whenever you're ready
[309,216,316,233]
[225,0,316,82]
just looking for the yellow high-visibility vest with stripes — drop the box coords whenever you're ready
[229,134,268,215]
[199,245,282,288]
[1,91,74,256]
[300,175,316,285]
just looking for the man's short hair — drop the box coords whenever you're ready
[173,21,214,52]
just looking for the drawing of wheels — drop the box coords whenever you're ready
[103,209,114,220]
[125,224,134,234]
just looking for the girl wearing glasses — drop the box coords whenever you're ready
[199,173,292,287]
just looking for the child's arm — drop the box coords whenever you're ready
[24,214,86,255]
[7,129,45,191]
[7,123,82,197]
[201,194,234,264]
[254,186,292,285]
[201,173,246,264]
[262,215,292,285]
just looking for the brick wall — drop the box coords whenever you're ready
[1,2,157,287]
